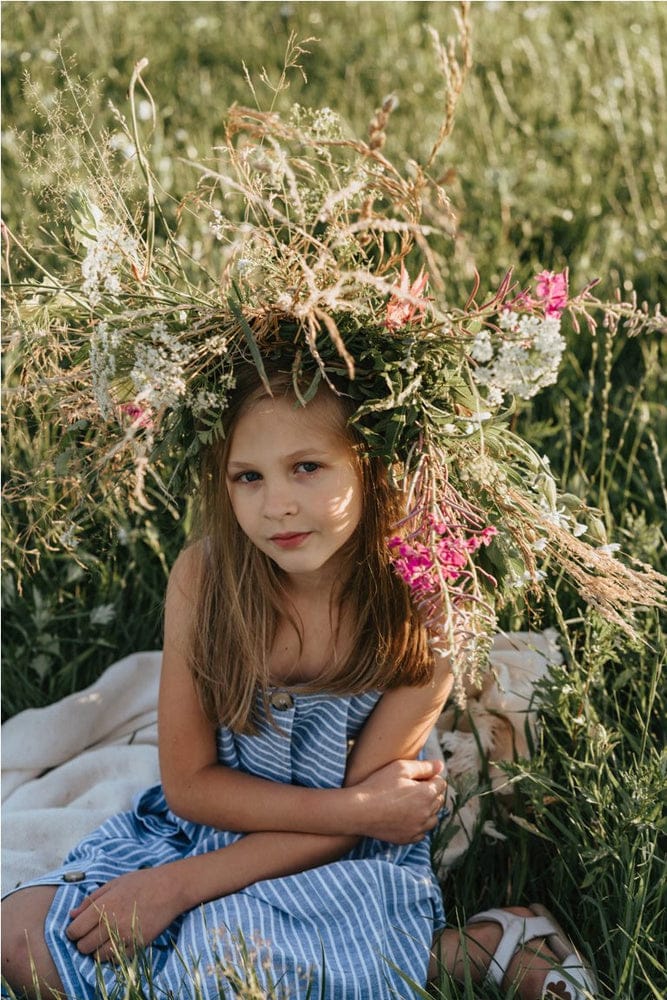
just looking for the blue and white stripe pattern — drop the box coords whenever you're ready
[20,690,445,998]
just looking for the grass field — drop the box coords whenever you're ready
[2,3,666,998]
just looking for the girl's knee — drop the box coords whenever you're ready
[1,888,63,997]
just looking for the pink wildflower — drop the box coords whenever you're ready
[121,402,154,430]
[535,269,569,317]
[388,521,497,601]
[388,537,439,596]
[385,264,430,332]
[466,526,498,551]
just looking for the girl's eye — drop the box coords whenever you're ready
[295,461,320,474]
[236,470,261,484]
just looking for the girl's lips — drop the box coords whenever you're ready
[270,532,312,549]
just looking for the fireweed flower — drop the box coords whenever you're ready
[535,269,569,317]
[120,402,154,430]
[385,264,430,331]
[388,519,497,604]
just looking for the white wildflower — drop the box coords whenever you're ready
[472,313,565,401]
[510,569,547,588]
[485,385,504,408]
[81,223,138,306]
[210,210,225,241]
[498,310,519,331]
[310,107,343,138]
[470,330,493,363]
[539,498,571,530]
[572,521,588,537]
[130,322,189,411]
[58,525,79,549]
[192,389,221,417]
[597,543,621,555]
[90,322,121,418]
[90,603,116,626]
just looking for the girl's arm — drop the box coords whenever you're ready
[67,825,380,960]
[159,546,450,843]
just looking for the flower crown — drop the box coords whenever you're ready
[5,51,665,699]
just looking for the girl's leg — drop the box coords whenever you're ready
[430,906,567,1000]
[2,887,65,999]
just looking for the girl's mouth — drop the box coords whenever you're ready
[270,532,312,549]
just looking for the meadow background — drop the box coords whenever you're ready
[1,2,665,998]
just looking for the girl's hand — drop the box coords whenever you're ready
[66,867,185,962]
[353,757,447,844]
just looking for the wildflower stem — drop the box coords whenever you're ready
[2,225,90,310]
[128,58,156,279]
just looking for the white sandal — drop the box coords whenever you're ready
[466,904,598,998]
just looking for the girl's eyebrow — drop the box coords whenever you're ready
[227,448,331,469]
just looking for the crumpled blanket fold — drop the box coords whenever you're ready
[2,651,162,892]
[2,633,560,893]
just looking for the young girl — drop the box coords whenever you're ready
[2,365,596,1000]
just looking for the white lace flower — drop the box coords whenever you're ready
[90,603,116,626]
[90,321,121,418]
[470,330,493,363]
[81,223,138,306]
[130,322,189,411]
[472,313,565,401]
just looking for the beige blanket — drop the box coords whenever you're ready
[2,633,560,893]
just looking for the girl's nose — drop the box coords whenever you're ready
[262,482,298,519]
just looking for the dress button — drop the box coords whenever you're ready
[270,691,294,711]
[63,871,86,882]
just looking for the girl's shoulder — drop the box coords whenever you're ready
[167,540,207,602]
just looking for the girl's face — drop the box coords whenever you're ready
[226,392,363,587]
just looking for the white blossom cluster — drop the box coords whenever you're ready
[289,104,343,140]
[470,310,565,405]
[90,321,122,418]
[130,321,189,411]
[81,223,138,306]
[191,368,237,419]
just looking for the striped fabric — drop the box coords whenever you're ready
[21,690,445,998]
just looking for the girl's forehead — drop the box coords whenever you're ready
[244,391,343,426]
[230,391,349,448]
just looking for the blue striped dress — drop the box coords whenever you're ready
[14,689,445,999]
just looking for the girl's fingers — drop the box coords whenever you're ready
[69,884,106,918]
[67,900,108,940]
[404,758,443,779]
[70,923,110,956]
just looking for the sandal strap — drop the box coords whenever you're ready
[466,908,561,987]
[543,960,597,997]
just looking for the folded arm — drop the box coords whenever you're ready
[159,547,452,842]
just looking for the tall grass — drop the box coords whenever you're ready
[2,3,665,998]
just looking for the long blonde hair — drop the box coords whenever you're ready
[189,363,433,733]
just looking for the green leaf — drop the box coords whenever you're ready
[227,297,271,395]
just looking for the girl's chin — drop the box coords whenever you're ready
[270,551,345,582]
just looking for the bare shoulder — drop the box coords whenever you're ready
[164,542,206,649]
[167,541,207,605]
